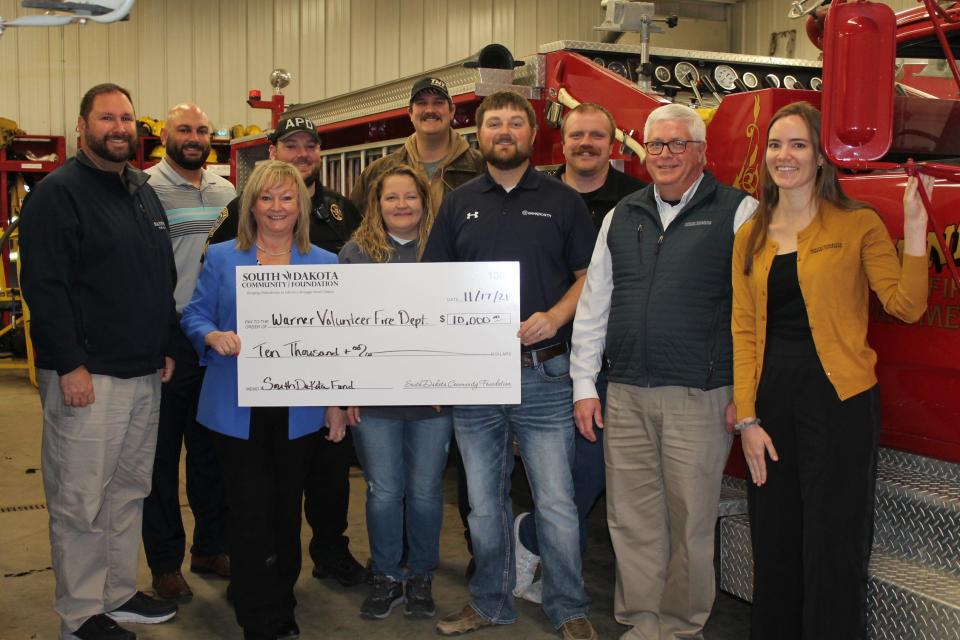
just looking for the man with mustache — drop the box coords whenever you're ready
[142,103,237,602]
[350,76,484,217]
[20,83,179,640]
[206,116,367,588]
[424,91,599,640]
[570,103,757,639]
[512,103,646,604]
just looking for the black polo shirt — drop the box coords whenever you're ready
[549,164,647,229]
[422,165,597,349]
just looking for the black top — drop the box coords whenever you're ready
[422,165,598,349]
[766,252,816,348]
[550,164,646,229]
[19,151,177,377]
[208,184,361,254]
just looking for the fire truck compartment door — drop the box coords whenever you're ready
[822,0,896,165]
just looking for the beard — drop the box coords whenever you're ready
[302,168,318,188]
[84,129,135,163]
[481,137,531,171]
[167,139,210,170]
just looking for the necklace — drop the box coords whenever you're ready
[256,242,292,256]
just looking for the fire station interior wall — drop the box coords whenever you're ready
[732,0,918,61]
[0,0,604,150]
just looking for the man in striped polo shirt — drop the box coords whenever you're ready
[143,103,236,602]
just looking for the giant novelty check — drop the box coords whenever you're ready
[236,262,521,406]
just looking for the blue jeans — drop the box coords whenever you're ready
[454,353,590,628]
[519,370,608,557]
[350,412,453,580]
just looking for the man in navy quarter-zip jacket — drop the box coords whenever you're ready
[569,103,757,640]
[19,83,179,640]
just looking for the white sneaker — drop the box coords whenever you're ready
[512,512,541,598]
[518,577,543,604]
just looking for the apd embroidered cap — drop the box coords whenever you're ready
[270,116,321,144]
[410,76,451,103]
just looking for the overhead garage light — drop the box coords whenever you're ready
[0,0,135,35]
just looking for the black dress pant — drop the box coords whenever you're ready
[749,338,881,640]
[212,410,318,640]
[143,326,227,573]
[304,431,353,562]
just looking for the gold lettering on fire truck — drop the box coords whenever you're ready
[872,225,960,330]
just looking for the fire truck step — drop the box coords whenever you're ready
[718,474,748,517]
[718,448,960,639]
[874,448,960,578]
[719,513,960,639]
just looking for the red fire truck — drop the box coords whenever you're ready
[234,1,960,634]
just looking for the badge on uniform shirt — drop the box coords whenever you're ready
[329,203,344,221]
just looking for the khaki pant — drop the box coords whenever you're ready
[38,369,161,638]
[604,383,732,640]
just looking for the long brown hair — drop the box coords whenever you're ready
[353,164,435,263]
[741,101,870,274]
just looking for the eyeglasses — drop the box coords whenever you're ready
[642,139,704,155]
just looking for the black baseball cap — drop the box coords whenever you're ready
[410,77,451,103]
[270,116,320,144]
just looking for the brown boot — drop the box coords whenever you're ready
[561,617,598,640]
[436,604,494,636]
[152,570,193,602]
[190,553,230,578]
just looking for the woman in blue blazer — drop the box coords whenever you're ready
[181,160,338,640]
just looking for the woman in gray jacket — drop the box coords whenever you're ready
[340,165,453,621]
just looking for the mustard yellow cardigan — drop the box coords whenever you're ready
[732,201,928,420]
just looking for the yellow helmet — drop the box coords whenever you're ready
[149,144,166,160]
[244,124,263,137]
[207,148,219,163]
[230,124,246,139]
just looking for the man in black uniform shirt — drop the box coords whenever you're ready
[206,116,366,586]
[512,103,646,603]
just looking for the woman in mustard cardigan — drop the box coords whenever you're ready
[731,101,932,640]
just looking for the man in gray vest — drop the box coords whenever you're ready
[569,103,757,640]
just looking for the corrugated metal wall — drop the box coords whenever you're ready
[0,0,603,142]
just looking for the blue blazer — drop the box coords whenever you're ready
[181,240,338,440]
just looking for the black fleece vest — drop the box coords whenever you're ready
[605,172,747,389]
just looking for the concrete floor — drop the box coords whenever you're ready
[0,368,750,639]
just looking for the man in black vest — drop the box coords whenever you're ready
[569,103,757,640]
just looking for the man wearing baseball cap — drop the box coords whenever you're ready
[206,116,366,588]
[350,76,484,216]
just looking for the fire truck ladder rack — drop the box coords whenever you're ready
[720,449,960,638]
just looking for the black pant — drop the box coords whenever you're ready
[212,410,318,640]
[143,327,227,573]
[749,339,880,640]
[304,431,354,562]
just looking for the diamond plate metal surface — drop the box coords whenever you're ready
[718,449,960,639]
[875,449,960,578]
[719,475,748,517]
[719,514,753,602]
[284,54,546,128]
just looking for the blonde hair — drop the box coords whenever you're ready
[237,160,312,254]
[352,165,435,263]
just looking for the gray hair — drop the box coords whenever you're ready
[643,103,706,142]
